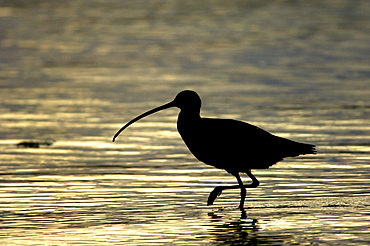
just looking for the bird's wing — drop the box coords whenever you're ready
[194,118,314,170]
[192,119,276,165]
[199,118,273,149]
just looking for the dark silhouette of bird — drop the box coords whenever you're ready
[113,90,316,209]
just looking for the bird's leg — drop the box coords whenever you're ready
[245,169,260,188]
[207,185,240,206]
[238,170,260,209]
[207,170,260,207]
[234,173,246,209]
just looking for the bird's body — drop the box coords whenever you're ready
[178,116,315,173]
[113,90,316,209]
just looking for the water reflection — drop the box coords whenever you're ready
[1,133,369,245]
[1,0,369,245]
[209,221,294,246]
[207,214,262,245]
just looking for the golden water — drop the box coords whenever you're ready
[0,1,369,245]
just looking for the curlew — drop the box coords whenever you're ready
[113,90,316,209]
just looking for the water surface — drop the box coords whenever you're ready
[0,1,369,245]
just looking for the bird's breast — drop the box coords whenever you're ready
[176,117,231,169]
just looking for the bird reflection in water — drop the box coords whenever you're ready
[113,90,316,209]
[207,215,292,245]
[207,209,294,245]
[209,207,248,219]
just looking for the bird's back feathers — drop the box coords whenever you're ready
[178,117,316,172]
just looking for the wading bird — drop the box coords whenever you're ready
[113,90,316,209]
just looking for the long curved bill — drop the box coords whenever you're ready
[112,101,175,142]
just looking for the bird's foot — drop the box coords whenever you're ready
[207,187,223,206]
[240,208,247,219]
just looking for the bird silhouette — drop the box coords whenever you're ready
[113,90,316,209]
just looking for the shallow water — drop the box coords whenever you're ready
[0,1,369,245]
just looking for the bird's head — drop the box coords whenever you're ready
[112,90,201,142]
[172,90,201,111]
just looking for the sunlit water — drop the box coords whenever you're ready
[1,1,369,245]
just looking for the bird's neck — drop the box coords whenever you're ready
[178,108,201,122]
[177,109,201,133]
[177,109,201,143]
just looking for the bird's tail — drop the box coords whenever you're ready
[281,139,316,158]
[299,143,317,155]
[308,144,317,154]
